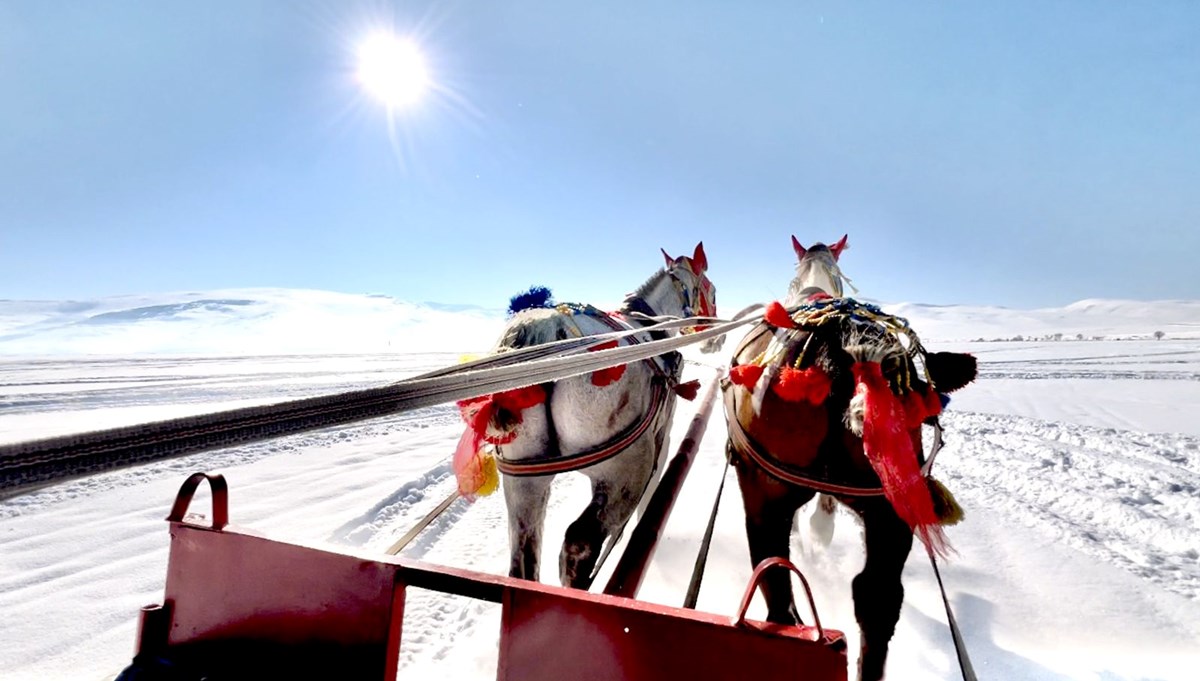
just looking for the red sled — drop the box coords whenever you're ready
[116,472,848,680]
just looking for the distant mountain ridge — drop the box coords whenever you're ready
[1,289,1196,356]
[0,288,505,356]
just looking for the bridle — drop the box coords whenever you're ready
[668,259,716,332]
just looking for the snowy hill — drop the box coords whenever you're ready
[0,289,506,356]
[2,289,1197,356]
[892,298,1200,342]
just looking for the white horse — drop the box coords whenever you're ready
[460,243,720,588]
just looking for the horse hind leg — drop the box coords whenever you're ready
[847,497,914,681]
[503,475,552,581]
[733,448,816,624]
[499,403,556,582]
[559,437,658,588]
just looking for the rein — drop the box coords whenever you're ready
[489,288,711,479]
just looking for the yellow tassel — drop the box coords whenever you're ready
[475,450,500,497]
[459,353,481,364]
[928,477,965,526]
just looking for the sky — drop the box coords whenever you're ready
[2,1,1198,311]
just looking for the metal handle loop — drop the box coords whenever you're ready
[733,557,825,640]
[166,472,228,530]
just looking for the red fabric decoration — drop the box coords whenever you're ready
[673,379,701,401]
[850,362,949,557]
[764,301,796,329]
[772,366,831,405]
[729,364,765,389]
[587,340,627,386]
[457,384,547,445]
[454,384,548,497]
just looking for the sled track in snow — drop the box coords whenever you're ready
[0,406,458,519]
[938,411,1200,601]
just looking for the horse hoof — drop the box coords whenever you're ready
[559,541,597,588]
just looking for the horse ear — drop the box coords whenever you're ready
[692,242,708,271]
[661,248,675,268]
[791,235,807,261]
[830,234,849,260]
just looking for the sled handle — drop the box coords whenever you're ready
[733,557,825,640]
[166,472,228,530]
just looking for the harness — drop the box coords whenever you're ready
[667,261,716,327]
[725,296,944,496]
[492,302,688,478]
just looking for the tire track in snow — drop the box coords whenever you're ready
[936,411,1200,601]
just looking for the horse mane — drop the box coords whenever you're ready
[620,267,670,313]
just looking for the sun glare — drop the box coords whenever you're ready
[356,33,429,109]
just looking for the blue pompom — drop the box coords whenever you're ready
[508,286,555,315]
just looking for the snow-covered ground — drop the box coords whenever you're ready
[1,290,1198,680]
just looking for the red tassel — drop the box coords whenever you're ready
[588,340,628,386]
[453,384,549,497]
[851,362,950,557]
[923,388,943,420]
[903,391,927,430]
[673,379,701,401]
[764,301,796,329]
[772,366,831,405]
[729,364,765,389]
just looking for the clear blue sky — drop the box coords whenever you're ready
[3,1,1197,311]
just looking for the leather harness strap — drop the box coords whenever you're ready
[495,380,668,477]
[493,304,679,478]
[722,374,939,497]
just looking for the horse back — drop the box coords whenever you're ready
[727,322,922,482]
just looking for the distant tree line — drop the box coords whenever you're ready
[969,331,1168,342]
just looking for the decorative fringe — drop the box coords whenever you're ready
[851,361,950,557]
[729,364,765,389]
[673,379,701,401]
[772,366,831,405]
[764,301,796,329]
[587,340,627,386]
[928,477,964,526]
[453,385,546,500]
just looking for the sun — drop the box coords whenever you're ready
[356,33,429,109]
